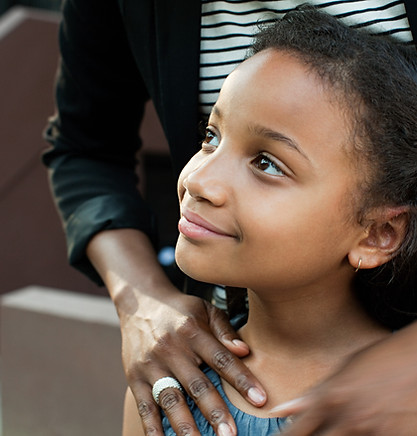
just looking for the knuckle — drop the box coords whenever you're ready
[348,421,374,435]
[211,311,232,335]
[193,355,204,366]
[234,374,251,392]
[159,389,183,411]
[125,369,137,384]
[177,316,200,341]
[188,377,211,399]
[320,385,348,410]
[348,408,380,434]
[144,426,159,436]
[124,363,141,383]
[140,348,156,366]
[126,372,149,388]
[154,335,172,355]
[137,400,157,419]
[208,408,226,425]
[177,423,194,436]
[212,350,234,371]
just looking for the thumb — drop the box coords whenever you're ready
[269,396,311,417]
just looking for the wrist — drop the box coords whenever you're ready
[86,227,181,307]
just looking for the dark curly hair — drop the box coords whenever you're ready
[227,5,417,329]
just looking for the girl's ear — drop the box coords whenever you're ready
[348,207,409,270]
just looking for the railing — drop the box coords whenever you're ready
[0,0,61,15]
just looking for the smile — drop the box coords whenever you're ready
[178,210,235,240]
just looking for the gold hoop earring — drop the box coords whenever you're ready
[355,257,362,273]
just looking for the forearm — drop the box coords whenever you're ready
[277,319,417,436]
[87,228,180,316]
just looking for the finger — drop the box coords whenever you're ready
[193,328,267,407]
[157,386,202,436]
[123,388,144,436]
[222,337,250,358]
[174,363,237,436]
[269,397,310,417]
[130,381,165,436]
[279,409,325,436]
[207,306,250,357]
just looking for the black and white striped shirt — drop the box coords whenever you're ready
[199,0,413,115]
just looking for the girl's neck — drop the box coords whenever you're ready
[241,283,387,357]
[223,280,390,415]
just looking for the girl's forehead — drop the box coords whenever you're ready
[231,49,308,82]
[220,49,327,108]
[217,50,341,123]
[214,48,360,171]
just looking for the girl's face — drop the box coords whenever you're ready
[176,49,366,295]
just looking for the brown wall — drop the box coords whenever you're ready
[0,8,172,296]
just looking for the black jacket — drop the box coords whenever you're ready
[43,0,417,283]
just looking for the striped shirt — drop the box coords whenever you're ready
[199,0,413,116]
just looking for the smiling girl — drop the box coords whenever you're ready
[124,6,417,436]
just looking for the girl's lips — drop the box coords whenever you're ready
[178,211,235,239]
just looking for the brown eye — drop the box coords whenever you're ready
[252,154,284,176]
[204,128,220,146]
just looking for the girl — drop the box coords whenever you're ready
[124,6,417,436]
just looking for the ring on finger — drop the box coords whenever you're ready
[152,376,184,406]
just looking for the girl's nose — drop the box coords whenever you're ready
[182,156,230,207]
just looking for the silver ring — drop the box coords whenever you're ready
[152,376,184,405]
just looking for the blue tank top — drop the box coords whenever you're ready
[162,365,290,435]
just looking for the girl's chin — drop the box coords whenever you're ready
[175,255,200,280]
[176,259,219,286]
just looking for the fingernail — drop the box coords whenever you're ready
[218,422,234,436]
[285,415,296,425]
[248,387,266,405]
[231,338,244,346]
[269,397,305,414]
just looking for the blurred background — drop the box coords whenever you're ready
[0,1,180,434]
[0,0,180,299]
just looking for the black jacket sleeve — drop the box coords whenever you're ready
[43,0,157,284]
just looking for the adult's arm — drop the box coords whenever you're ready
[274,321,417,435]
[43,1,266,434]
[43,0,155,283]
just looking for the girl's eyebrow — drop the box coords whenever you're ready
[211,104,310,162]
[211,105,221,118]
[248,123,310,162]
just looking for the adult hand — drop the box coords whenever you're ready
[87,229,266,436]
[271,321,417,435]
[122,290,267,436]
